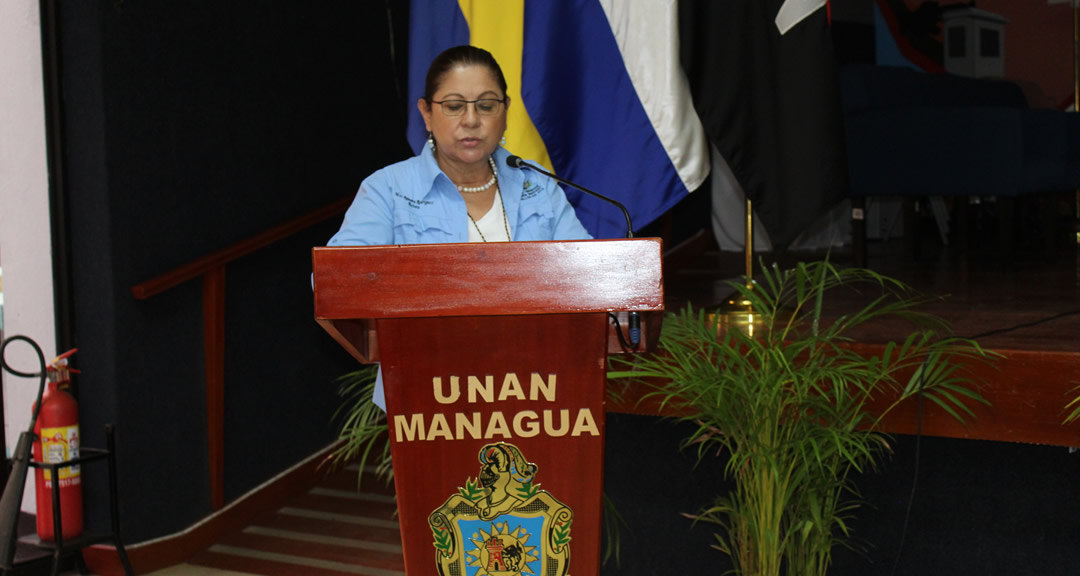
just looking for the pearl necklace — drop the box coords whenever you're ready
[456,157,498,193]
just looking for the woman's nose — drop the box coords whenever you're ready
[461,104,481,125]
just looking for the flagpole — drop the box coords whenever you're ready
[742,197,753,288]
[1074,1,1079,245]
[716,197,761,334]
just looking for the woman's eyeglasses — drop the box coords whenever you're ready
[431,98,506,117]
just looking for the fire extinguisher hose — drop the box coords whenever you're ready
[0,335,49,568]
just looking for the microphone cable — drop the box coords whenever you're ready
[608,312,642,351]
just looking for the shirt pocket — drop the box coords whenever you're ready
[516,197,556,240]
[392,209,456,244]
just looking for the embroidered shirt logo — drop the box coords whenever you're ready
[521,180,542,201]
[394,190,434,209]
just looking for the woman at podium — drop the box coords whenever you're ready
[327,45,592,247]
[325,45,593,409]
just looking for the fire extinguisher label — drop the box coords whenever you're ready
[40,425,81,485]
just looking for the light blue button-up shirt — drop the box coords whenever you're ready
[326,146,592,408]
[328,146,592,246]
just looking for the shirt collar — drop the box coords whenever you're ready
[417,146,536,224]
[492,147,524,222]
[417,144,513,189]
[417,145,447,198]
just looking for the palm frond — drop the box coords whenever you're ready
[329,365,393,488]
[1065,387,1080,424]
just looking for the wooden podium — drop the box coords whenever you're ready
[313,239,663,576]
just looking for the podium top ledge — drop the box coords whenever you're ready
[313,238,663,319]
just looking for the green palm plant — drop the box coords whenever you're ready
[330,365,393,486]
[608,259,996,576]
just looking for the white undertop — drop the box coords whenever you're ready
[467,187,512,242]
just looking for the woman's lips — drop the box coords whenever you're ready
[460,137,482,148]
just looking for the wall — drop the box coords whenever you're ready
[0,0,56,513]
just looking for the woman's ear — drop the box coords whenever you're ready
[417,98,433,131]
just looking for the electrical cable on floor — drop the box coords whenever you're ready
[889,355,926,576]
[957,308,1080,341]
[888,307,1080,574]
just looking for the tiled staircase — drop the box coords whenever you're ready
[185,465,403,576]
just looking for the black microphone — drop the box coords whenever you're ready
[507,155,641,349]
[506,155,634,239]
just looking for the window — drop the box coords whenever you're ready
[948,26,967,58]
[980,28,1000,58]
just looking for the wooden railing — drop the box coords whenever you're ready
[130,196,352,509]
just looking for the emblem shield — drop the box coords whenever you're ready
[429,442,572,576]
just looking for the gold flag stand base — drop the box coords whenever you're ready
[713,198,764,336]
[715,289,761,336]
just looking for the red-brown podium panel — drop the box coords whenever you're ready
[313,239,663,576]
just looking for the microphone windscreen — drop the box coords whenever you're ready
[506,155,525,168]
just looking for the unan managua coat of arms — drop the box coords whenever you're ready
[429,442,572,576]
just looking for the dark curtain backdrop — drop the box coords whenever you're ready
[679,0,849,249]
[55,0,411,542]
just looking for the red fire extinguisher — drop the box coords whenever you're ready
[32,349,84,541]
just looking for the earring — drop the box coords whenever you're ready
[428,132,436,152]
[500,135,507,147]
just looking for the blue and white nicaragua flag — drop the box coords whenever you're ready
[406,0,710,238]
